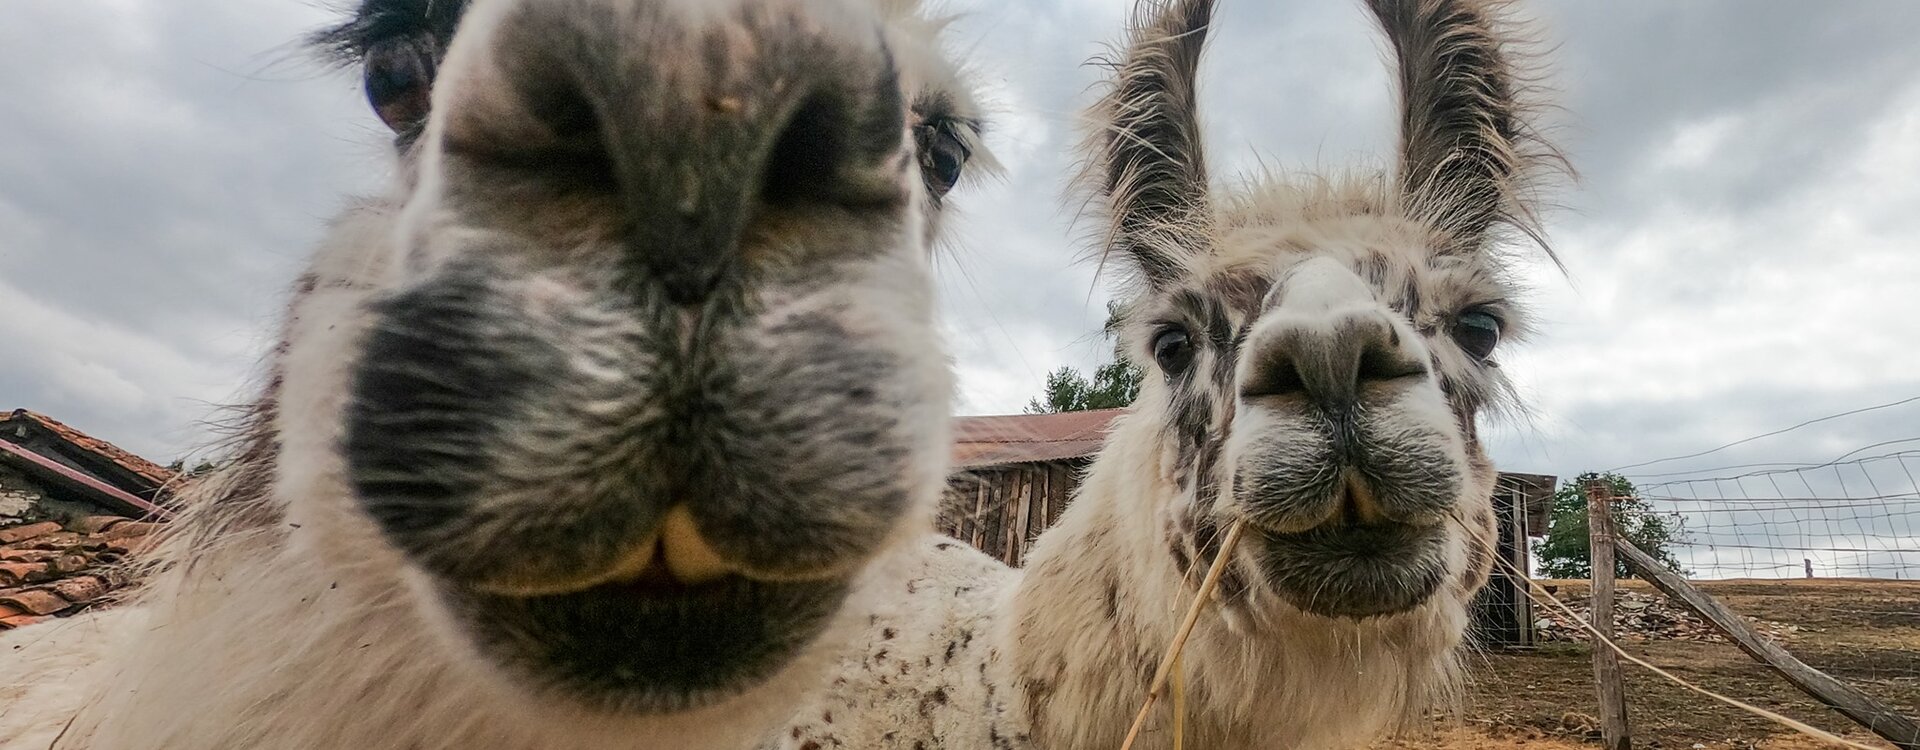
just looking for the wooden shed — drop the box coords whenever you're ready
[1474,472,1557,648]
[937,409,1121,567]
[938,410,1555,647]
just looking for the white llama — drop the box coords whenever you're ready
[3,0,1563,747]
[2,0,991,747]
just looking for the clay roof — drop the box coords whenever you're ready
[0,516,157,630]
[4,409,176,488]
[952,409,1124,469]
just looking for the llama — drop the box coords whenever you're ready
[3,0,1562,747]
[1,0,991,747]
[1001,0,1562,744]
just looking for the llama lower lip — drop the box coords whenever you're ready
[445,575,849,713]
[1250,521,1448,619]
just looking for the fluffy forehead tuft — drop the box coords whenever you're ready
[310,0,466,64]
[1117,167,1538,420]
[1136,170,1535,343]
[877,0,998,173]
[310,0,993,170]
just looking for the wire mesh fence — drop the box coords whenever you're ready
[1563,416,1920,749]
[1624,447,1920,580]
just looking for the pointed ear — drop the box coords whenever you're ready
[1367,0,1564,256]
[1083,0,1218,290]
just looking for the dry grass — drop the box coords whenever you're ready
[1375,578,1920,749]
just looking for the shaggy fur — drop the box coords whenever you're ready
[3,0,1562,748]
[998,0,1565,747]
[3,0,988,747]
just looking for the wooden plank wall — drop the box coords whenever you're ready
[938,461,1083,567]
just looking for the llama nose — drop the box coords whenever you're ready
[1239,258,1429,410]
[428,0,909,304]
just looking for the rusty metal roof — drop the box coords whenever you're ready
[952,409,1124,469]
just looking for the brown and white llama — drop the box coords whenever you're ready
[2,0,1563,747]
[999,0,1565,742]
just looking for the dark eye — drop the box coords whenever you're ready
[916,123,972,199]
[1451,309,1501,361]
[1151,327,1195,374]
[363,39,436,134]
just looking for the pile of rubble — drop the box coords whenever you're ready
[1532,588,1805,644]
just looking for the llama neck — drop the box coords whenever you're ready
[1003,416,1463,749]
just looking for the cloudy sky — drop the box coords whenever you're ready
[3,1,1916,571]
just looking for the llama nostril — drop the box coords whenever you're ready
[428,3,908,308]
[760,60,909,210]
[1358,337,1427,383]
[1241,350,1308,399]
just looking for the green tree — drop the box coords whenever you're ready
[1535,471,1688,579]
[1025,302,1144,414]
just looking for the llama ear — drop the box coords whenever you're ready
[1083,0,1218,290]
[1367,0,1561,256]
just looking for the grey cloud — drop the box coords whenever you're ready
[0,0,380,459]
[3,0,1916,551]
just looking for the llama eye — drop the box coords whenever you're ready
[1451,310,1501,360]
[916,123,972,198]
[1151,327,1195,374]
[364,40,436,134]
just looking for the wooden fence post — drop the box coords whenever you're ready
[1586,479,1632,750]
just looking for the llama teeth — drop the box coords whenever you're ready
[658,506,733,584]
[1344,472,1388,525]
[601,534,665,583]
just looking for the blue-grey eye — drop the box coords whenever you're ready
[1452,310,1501,360]
[364,39,435,134]
[916,122,971,199]
[1151,326,1195,374]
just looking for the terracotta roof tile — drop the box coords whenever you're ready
[0,561,50,586]
[0,514,161,625]
[0,613,50,630]
[48,554,92,576]
[0,588,70,616]
[0,549,60,564]
[67,515,130,535]
[17,530,86,551]
[6,409,177,487]
[0,522,61,545]
[100,521,163,541]
[47,576,108,605]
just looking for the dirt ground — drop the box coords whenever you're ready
[1375,579,1920,749]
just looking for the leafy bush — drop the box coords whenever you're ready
[1536,471,1687,579]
